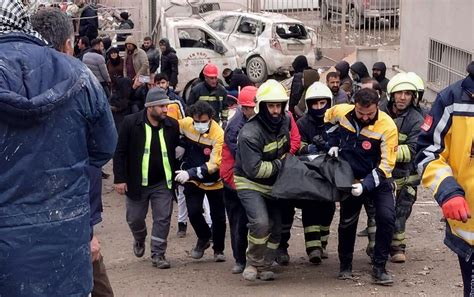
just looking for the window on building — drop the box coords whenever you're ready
[428,39,472,91]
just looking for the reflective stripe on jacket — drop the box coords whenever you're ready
[179,117,224,190]
[324,103,398,192]
[416,74,474,258]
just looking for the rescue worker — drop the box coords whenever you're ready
[234,79,291,281]
[187,63,229,126]
[277,82,336,265]
[325,88,398,285]
[381,73,424,263]
[416,62,474,297]
[220,86,258,274]
[406,72,430,116]
[113,88,180,269]
[175,101,227,262]
[372,62,390,92]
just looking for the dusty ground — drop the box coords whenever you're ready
[97,163,462,297]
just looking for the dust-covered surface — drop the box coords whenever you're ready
[97,163,462,296]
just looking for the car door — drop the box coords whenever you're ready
[226,16,262,67]
[175,26,237,80]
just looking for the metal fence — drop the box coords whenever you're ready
[428,39,473,92]
[259,0,400,48]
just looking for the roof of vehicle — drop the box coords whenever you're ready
[201,10,305,24]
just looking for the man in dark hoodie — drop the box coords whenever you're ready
[350,61,371,94]
[373,62,390,92]
[289,55,310,113]
[159,38,179,89]
[335,60,353,96]
[222,68,253,97]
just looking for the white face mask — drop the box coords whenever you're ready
[194,121,210,134]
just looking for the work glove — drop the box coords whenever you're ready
[307,144,318,154]
[175,146,185,160]
[175,170,190,184]
[351,183,363,197]
[442,196,471,223]
[328,146,339,158]
[312,135,326,148]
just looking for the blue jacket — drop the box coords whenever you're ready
[0,33,117,297]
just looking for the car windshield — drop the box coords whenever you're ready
[274,23,308,39]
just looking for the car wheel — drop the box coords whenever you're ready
[246,56,268,84]
[321,1,331,20]
[349,6,363,28]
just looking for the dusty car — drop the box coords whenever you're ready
[321,0,400,28]
[202,11,318,83]
[155,7,239,100]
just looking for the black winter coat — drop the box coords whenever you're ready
[296,114,328,155]
[159,39,179,87]
[79,5,98,41]
[113,110,180,199]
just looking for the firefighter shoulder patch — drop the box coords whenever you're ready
[421,115,433,132]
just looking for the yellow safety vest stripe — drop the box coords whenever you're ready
[142,124,173,189]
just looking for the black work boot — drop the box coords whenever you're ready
[133,240,145,258]
[338,262,353,280]
[275,248,290,266]
[372,264,394,286]
[191,239,210,259]
[308,248,322,265]
[177,222,187,238]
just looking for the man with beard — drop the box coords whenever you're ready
[114,88,180,269]
[326,71,349,104]
[372,62,390,93]
[234,79,291,281]
[381,73,423,263]
[325,88,398,285]
[142,36,160,73]
[123,35,149,80]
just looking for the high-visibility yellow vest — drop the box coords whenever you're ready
[141,124,172,189]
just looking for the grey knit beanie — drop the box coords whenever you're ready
[145,88,171,107]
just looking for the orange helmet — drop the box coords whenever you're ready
[238,86,257,107]
[203,63,219,77]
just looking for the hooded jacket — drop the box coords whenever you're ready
[159,38,179,88]
[225,68,253,91]
[123,35,149,78]
[0,33,117,297]
[289,56,311,112]
[416,67,474,260]
[335,60,353,94]
[372,62,390,92]
[350,61,370,93]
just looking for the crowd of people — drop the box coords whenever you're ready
[1,1,474,297]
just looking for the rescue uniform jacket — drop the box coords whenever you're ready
[324,104,398,192]
[187,81,229,122]
[296,113,328,155]
[0,33,117,297]
[416,73,474,260]
[179,117,224,190]
[113,110,180,200]
[234,114,291,195]
[380,101,424,179]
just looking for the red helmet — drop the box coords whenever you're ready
[203,63,219,77]
[238,86,257,107]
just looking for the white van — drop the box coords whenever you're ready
[156,7,239,100]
